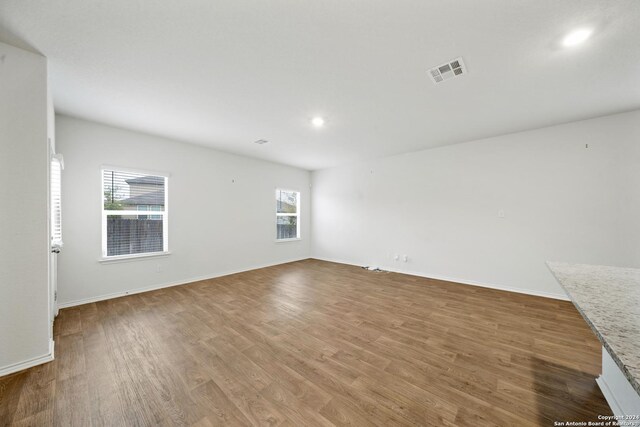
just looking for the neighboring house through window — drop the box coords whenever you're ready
[276,189,300,240]
[102,168,168,258]
[120,175,165,220]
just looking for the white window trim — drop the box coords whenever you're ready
[99,251,171,264]
[275,238,302,243]
[101,164,171,178]
[100,167,170,261]
[275,188,301,242]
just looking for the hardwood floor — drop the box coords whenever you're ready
[0,259,611,426]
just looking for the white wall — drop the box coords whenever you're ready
[0,42,52,374]
[56,115,311,306]
[617,118,640,266]
[312,110,640,299]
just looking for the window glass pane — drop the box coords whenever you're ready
[277,215,298,239]
[276,190,298,214]
[107,215,164,256]
[103,170,165,212]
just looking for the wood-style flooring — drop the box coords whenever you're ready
[0,259,611,426]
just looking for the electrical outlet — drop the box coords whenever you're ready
[156,262,162,273]
[498,209,505,218]
[403,255,408,263]
[394,254,399,261]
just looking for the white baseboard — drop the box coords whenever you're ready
[57,257,310,309]
[0,339,55,377]
[58,255,568,308]
[598,347,640,422]
[311,256,570,301]
[596,376,624,417]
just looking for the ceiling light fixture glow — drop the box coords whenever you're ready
[311,117,325,127]
[562,28,593,47]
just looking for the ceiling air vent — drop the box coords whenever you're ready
[428,57,466,84]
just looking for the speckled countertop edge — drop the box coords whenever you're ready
[547,262,640,396]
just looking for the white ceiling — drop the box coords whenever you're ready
[1,1,639,170]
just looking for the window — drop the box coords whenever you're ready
[51,154,64,248]
[102,168,168,258]
[276,189,300,240]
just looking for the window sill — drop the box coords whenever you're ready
[275,238,302,243]
[99,251,171,264]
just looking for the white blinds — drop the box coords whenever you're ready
[51,155,63,248]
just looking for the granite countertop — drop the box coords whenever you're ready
[547,262,640,395]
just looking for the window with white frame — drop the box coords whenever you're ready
[276,189,300,240]
[50,155,64,248]
[102,168,168,258]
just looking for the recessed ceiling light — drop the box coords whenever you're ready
[311,117,325,127]
[562,28,593,47]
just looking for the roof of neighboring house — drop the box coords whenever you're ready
[125,176,164,186]
[121,189,165,206]
[277,200,296,213]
